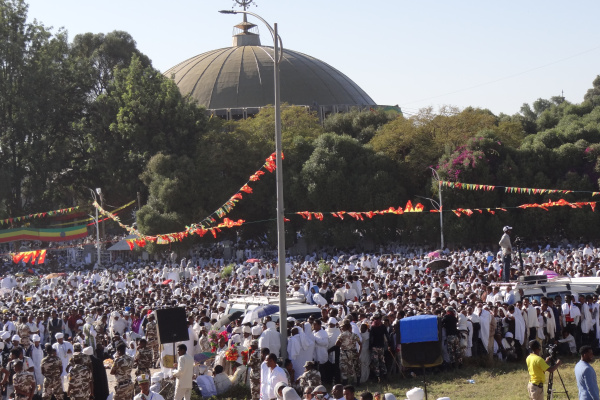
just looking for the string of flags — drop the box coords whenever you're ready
[440,180,600,196]
[92,201,139,235]
[0,207,80,226]
[187,152,281,231]
[296,200,425,221]
[11,250,47,265]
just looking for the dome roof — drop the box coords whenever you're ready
[163,45,376,110]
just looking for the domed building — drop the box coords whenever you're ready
[163,11,377,120]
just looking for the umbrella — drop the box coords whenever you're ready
[242,304,279,324]
[213,310,244,330]
[425,259,451,271]
[246,258,261,263]
[44,273,65,279]
[542,270,559,279]
[162,279,172,285]
[193,351,216,364]
[427,250,443,259]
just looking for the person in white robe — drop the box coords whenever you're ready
[259,322,281,357]
[359,324,370,383]
[477,307,491,352]
[543,306,556,341]
[30,334,44,391]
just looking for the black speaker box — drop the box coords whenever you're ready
[155,307,189,344]
[401,341,443,366]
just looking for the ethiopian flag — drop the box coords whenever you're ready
[0,225,88,244]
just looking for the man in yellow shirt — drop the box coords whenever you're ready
[526,340,562,400]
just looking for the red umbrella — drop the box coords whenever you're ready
[162,279,172,285]
[246,258,261,263]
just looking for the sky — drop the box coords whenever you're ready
[24,0,600,116]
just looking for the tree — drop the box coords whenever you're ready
[584,75,600,105]
[0,0,86,216]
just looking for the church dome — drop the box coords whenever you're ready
[163,18,375,110]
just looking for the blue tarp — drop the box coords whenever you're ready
[400,315,438,343]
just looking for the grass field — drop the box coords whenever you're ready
[214,354,598,400]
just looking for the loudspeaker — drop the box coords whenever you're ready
[155,307,189,344]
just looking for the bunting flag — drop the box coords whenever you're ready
[11,249,47,264]
[439,180,600,196]
[92,201,139,235]
[295,201,426,221]
[52,201,135,227]
[517,199,597,212]
[0,225,88,244]
[0,206,81,226]
[187,152,281,232]
[127,217,245,249]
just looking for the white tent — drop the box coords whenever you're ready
[107,234,140,251]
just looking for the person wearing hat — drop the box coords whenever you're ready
[30,334,43,391]
[82,316,97,351]
[335,322,361,386]
[526,340,561,400]
[47,310,63,345]
[67,348,92,400]
[499,226,513,282]
[41,344,64,400]
[296,361,321,392]
[134,374,165,400]
[52,332,73,378]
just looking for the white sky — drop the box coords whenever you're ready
[25,0,600,116]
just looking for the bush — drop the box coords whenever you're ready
[221,264,235,278]
[317,260,330,276]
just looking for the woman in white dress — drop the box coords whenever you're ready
[359,323,370,383]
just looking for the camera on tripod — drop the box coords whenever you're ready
[513,236,524,247]
[545,344,558,365]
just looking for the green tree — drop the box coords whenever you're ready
[0,0,86,216]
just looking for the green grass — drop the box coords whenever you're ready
[202,355,600,400]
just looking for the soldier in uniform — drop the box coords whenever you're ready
[134,339,153,378]
[16,317,31,350]
[335,321,361,385]
[133,374,165,400]
[145,314,159,367]
[110,343,134,400]
[246,341,264,400]
[41,344,64,400]
[296,361,321,389]
[68,344,92,375]
[13,360,35,400]
[67,351,92,400]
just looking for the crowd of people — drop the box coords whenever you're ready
[0,233,599,400]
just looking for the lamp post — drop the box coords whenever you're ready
[88,188,102,267]
[429,168,444,249]
[219,9,288,358]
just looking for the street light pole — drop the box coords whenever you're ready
[88,188,102,267]
[219,9,287,359]
[430,168,444,249]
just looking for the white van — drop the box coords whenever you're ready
[226,293,322,322]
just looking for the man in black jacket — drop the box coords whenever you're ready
[442,307,461,367]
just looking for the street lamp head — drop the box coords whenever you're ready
[219,10,237,14]
[95,188,102,195]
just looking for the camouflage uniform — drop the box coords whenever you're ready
[297,369,321,388]
[337,331,360,384]
[41,354,64,400]
[17,323,31,348]
[145,320,159,365]
[69,352,92,372]
[134,347,153,377]
[247,350,262,400]
[370,347,387,377]
[445,335,461,364]
[13,371,35,400]
[68,364,92,400]
[112,354,134,400]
